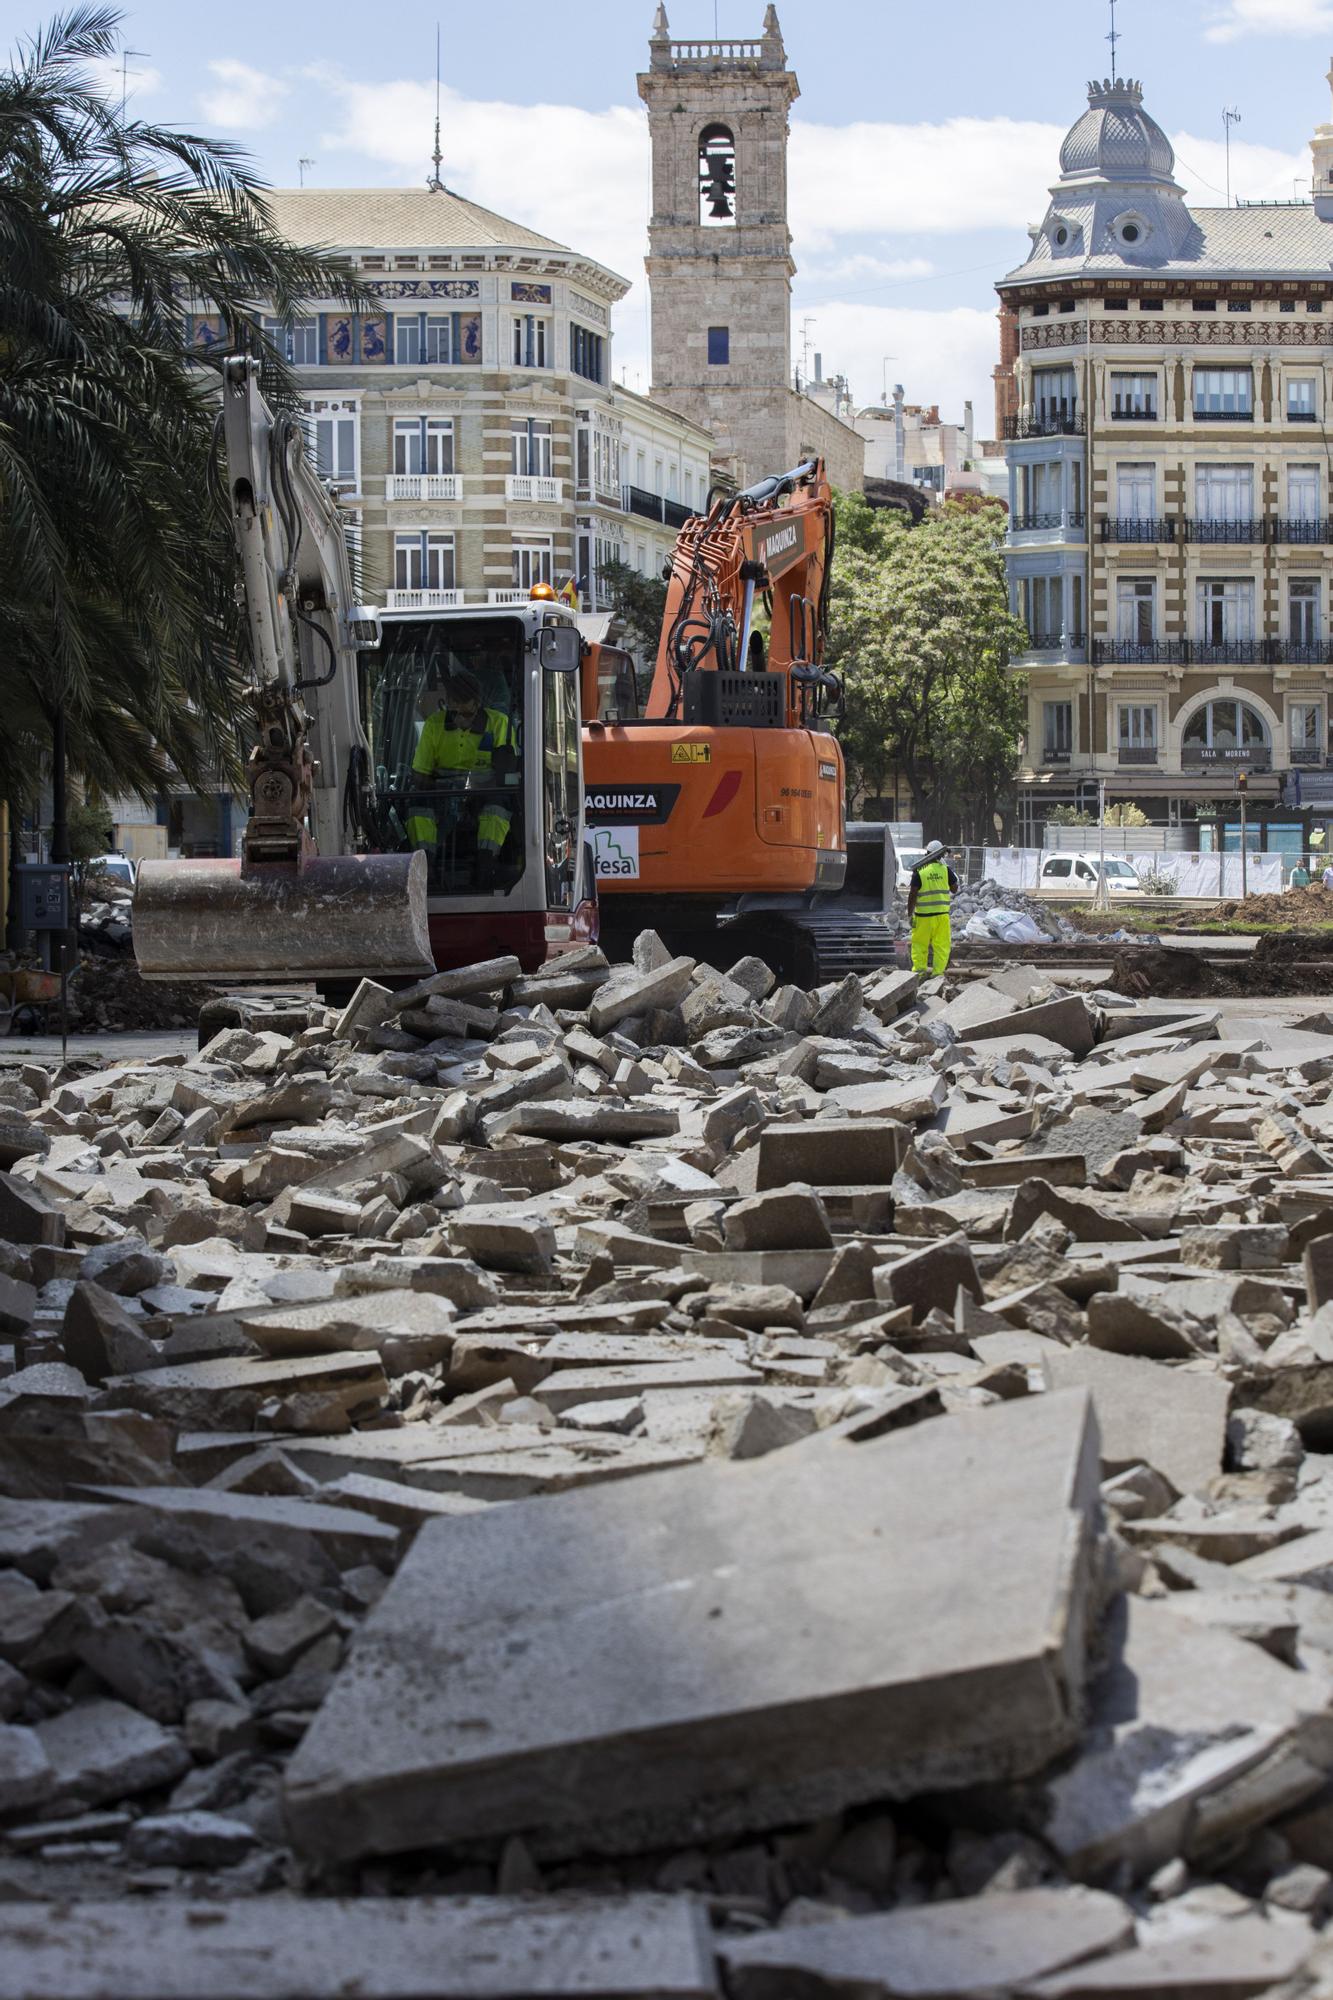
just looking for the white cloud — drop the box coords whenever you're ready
[803,253,937,284]
[792,302,1002,435]
[1206,0,1333,40]
[86,54,164,110]
[789,117,1066,245]
[200,60,290,130]
[1168,130,1308,203]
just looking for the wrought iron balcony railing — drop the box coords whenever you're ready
[1093,640,1189,666]
[1100,516,1176,542]
[1187,518,1264,543]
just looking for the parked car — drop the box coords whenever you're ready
[892,845,927,892]
[86,852,137,889]
[1036,853,1145,897]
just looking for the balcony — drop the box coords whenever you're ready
[1288,410,1319,422]
[664,497,693,529]
[1002,412,1084,440]
[1193,407,1253,422]
[1011,511,1085,534]
[1187,518,1264,544]
[1094,641,1189,666]
[1110,406,1157,422]
[1118,746,1160,766]
[505,475,564,504]
[385,588,463,610]
[1181,744,1272,770]
[1273,518,1328,545]
[386,474,462,502]
[1100,517,1176,543]
[488,588,532,605]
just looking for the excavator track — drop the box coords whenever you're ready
[721,906,900,987]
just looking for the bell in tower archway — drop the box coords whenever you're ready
[699,124,736,223]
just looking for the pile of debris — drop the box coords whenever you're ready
[59,958,217,1035]
[5,940,1333,1994]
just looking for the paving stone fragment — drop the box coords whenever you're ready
[723,1185,832,1252]
[36,1697,191,1808]
[285,1391,1102,1865]
[755,1121,905,1190]
[1044,1344,1229,1496]
[62,1280,162,1383]
[1026,1913,1316,1997]
[872,1234,983,1323]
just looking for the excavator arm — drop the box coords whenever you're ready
[133,357,432,984]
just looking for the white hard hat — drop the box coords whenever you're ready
[923,839,947,862]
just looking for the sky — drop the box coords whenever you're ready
[23,0,1333,438]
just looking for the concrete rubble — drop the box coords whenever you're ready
[4,937,1333,1991]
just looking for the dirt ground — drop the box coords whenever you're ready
[1111,932,1333,999]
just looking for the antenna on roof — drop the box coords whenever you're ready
[1223,106,1241,207]
[1107,0,1120,82]
[427,23,444,192]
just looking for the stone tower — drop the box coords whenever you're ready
[639,5,802,483]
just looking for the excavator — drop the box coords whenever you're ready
[133,357,594,986]
[580,457,895,985]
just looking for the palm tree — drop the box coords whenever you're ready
[0,4,362,873]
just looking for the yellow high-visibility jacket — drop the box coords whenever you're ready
[407,704,515,851]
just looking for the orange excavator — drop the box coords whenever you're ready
[580,457,894,985]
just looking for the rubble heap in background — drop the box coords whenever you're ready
[6,939,1333,1994]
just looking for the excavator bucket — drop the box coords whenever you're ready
[132,851,433,984]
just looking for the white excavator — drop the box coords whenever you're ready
[133,356,595,986]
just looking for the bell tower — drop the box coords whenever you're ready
[639,6,800,481]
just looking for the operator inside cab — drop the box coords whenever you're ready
[907,839,961,976]
[405,665,517,886]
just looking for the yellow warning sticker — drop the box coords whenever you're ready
[671,743,712,764]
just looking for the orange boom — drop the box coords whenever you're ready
[580,459,893,984]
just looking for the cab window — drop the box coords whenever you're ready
[1044,857,1072,878]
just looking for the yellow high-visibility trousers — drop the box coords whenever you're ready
[911,914,951,975]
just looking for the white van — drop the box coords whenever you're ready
[1037,853,1145,898]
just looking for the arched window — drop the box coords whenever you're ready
[699,124,736,227]
[1183,699,1269,750]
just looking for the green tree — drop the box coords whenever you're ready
[827,495,1028,842]
[598,557,668,666]
[0,5,361,842]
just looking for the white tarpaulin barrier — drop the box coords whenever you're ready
[981,848,1283,898]
[982,849,1042,890]
[1129,853,1281,898]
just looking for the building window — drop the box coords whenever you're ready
[1197,577,1255,647]
[1043,700,1073,758]
[575,425,590,492]
[1291,579,1321,649]
[263,316,317,364]
[1183,700,1268,750]
[393,531,455,592]
[1291,700,1324,758]
[570,324,605,384]
[1289,464,1321,523]
[1110,372,1156,418]
[302,398,358,494]
[1116,463,1155,521]
[707,326,730,366]
[594,430,620,495]
[510,420,553,478]
[1196,462,1253,524]
[1032,366,1077,424]
[593,535,625,608]
[393,312,479,365]
[1289,377,1319,421]
[512,540,553,591]
[1310,300,1326,313]
[1193,367,1253,418]
[1227,298,1251,313]
[698,122,736,226]
[1116,577,1155,646]
[392,417,454,476]
[1023,575,1063,646]
[1118,704,1157,750]
[511,315,549,369]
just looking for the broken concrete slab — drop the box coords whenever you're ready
[0,1896,718,2000]
[285,1391,1102,1864]
[1040,1595,1333,1879]
[1043,1344,1230,1497]
[755,1121,906,1191]
[1025,1914,1316,1998]
[36,1696,191,1808]
[872,1234,983,1323]
[720,1885,1133,2000]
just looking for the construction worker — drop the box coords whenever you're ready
[907,839,960,976]
[406,667,516,882]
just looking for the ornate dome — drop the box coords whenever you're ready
[1059,78,1176,184]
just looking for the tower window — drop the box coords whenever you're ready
[708,326,730,366]
[699,124,736,227]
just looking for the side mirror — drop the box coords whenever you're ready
[539,625,581,673]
